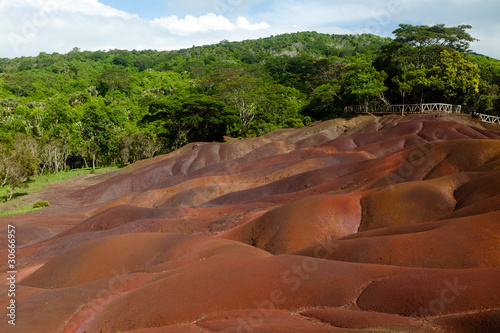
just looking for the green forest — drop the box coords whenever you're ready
[1,25,500,200]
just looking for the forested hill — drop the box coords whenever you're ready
[0,31,389,73]
[1,27,500,199]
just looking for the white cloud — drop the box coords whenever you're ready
[236,17,270,31]
[61,0,138,19]
[0,0,144,57]
[0,0,270,58]
[152,13,269,34]
[153,14,235,33]
[0,0,137,19]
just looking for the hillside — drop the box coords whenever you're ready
[1,113,499,332]
[0,31,398,198]
[0,31,389,72]
[2,27,500,204]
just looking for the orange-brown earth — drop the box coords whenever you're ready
[1,114,500,333]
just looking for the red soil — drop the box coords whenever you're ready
[1,114,499,333]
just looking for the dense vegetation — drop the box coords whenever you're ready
[1,27,499,200]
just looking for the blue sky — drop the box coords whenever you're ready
[1,0,499,59]
[99,0,169,20]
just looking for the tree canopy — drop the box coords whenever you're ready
[393,24,477,52]
[375,24,487,106]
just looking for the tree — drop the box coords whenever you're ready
[392,69,434,105]
[201,68,266,136]
[39,138,64,174]
[96,68,132,96]
[0,134,39,200]
[302,83,342,120]
[141,93,234,150]
[3,75,37,97]
[383,24,476,71]
[134,54,154,72]
[257,84,305,128]
[429,50,481,104]
[392,24,476,52]
[129,132,162,162]
[116,132,132,165]
[375,24,481,105]
[341,58,388,112]
[81,100,115,169]
[43,97,76,137]
[112,50,134,67]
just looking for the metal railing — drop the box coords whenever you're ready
[474,113,500,124]
[345,103,462,115]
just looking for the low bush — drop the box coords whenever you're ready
[33,201,50,209]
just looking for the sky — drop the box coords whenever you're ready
[1,0,499,59]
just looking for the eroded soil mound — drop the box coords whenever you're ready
[1,114,499,333]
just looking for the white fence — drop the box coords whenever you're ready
[345,103,462,115]
[474,113,500,124]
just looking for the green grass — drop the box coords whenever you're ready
[0,167,117,217]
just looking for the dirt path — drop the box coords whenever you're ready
[0,170,120,250]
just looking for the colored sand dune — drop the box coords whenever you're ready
[1,114,499,332]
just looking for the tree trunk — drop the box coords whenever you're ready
[7,188,14,201]
[402,92,405,116]
[54,147,61,173]
[0,165,11,188]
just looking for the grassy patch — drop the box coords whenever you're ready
[0,167,117,217]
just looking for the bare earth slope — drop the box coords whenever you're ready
[1,114,499,333]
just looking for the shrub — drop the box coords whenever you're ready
[286,118,305,128]
[302,116,313,126]
[33,201,50,209]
